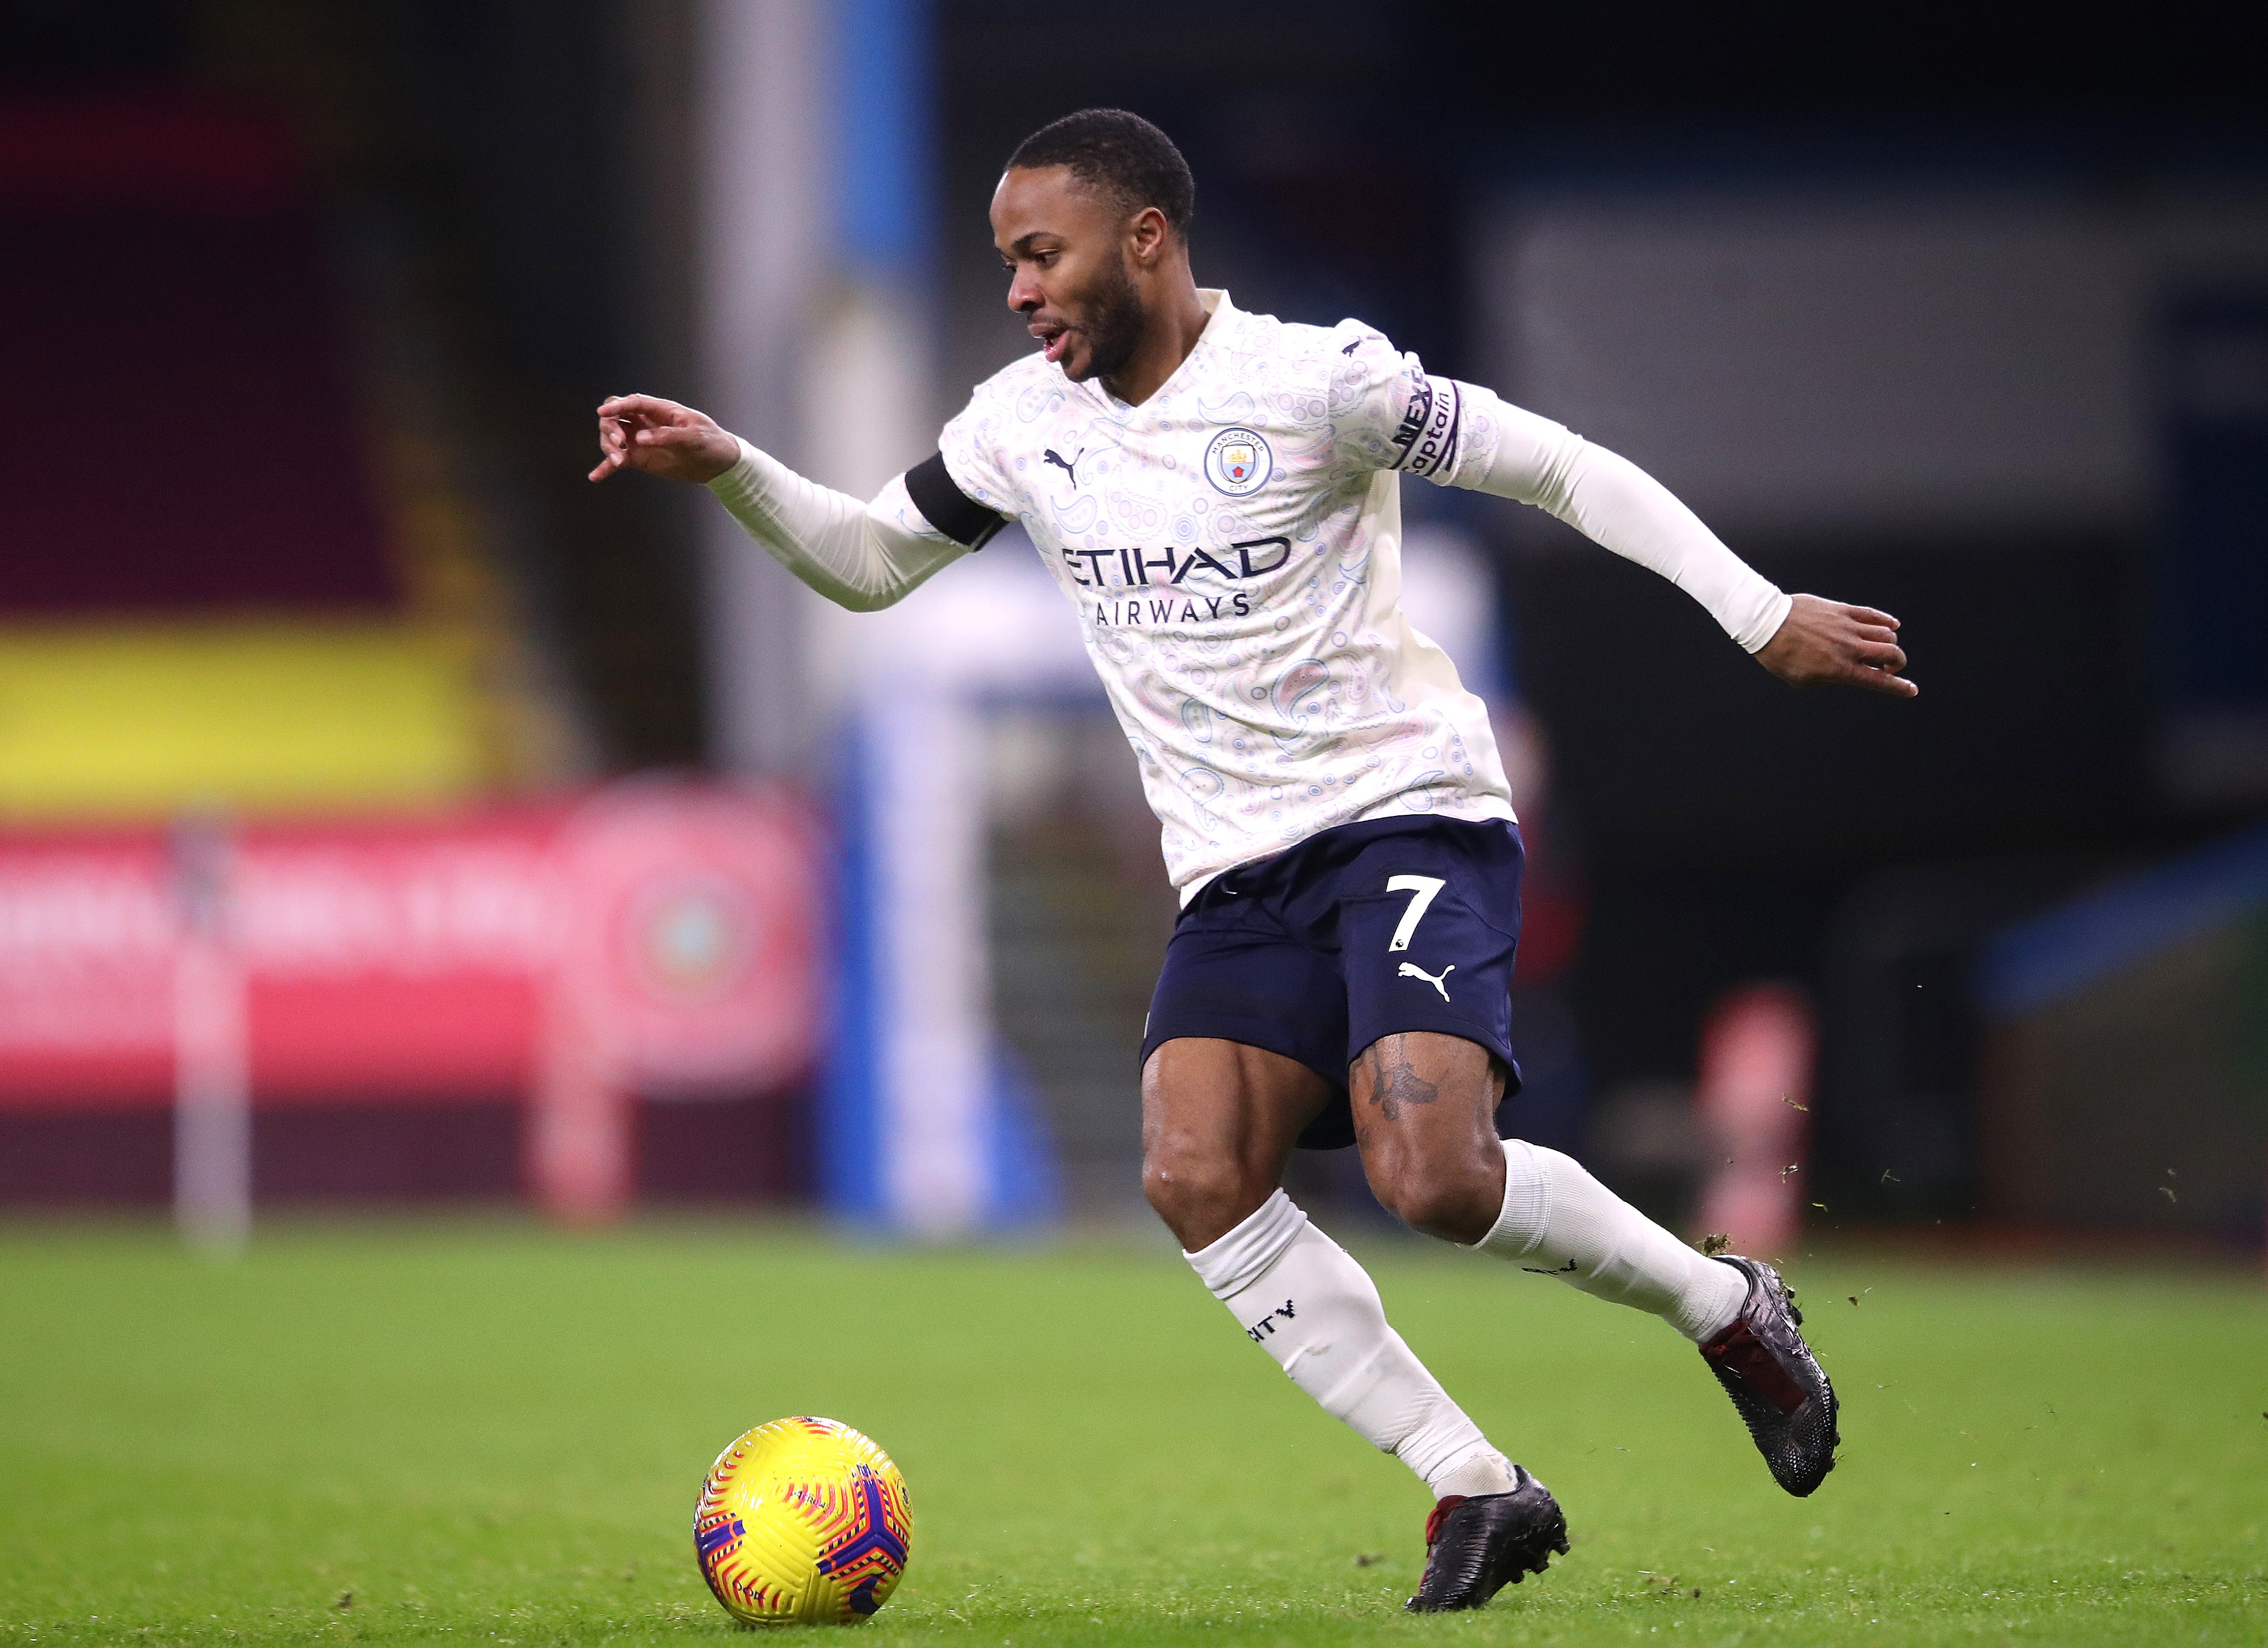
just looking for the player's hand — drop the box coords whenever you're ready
[589,393,740,485]
[1754,594,1917,697]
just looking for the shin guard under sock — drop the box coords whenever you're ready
[1474,1138,1747,1342]
[1186,1190,1517,1499]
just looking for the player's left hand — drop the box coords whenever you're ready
[1754,594,1917,697]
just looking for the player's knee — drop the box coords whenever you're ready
[1142,1146,1264,1250]
[1140,1146,1230,1226]
[1369,1156,1500,1246]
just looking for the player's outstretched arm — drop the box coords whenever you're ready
[1753,594,1916,697]
[589,393,975,612]
[1432,388,1916,698]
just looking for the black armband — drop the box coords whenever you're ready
[905,451,1008,550]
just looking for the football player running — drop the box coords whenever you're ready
[593,109,1910,1613]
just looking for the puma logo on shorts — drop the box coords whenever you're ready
[1397,961,1455,1001]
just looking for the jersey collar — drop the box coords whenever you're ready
[1083,287,1236,414]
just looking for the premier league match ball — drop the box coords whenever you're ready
[693,1417,913,1625]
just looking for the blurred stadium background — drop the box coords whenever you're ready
[2,0,2264,1263]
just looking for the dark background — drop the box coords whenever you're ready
[6,0,2263,1224]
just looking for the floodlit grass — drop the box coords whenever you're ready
[1,1218,2263,1644]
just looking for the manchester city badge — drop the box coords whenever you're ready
[1203,426,1272,497]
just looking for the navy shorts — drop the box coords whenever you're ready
[1139,815,1525,1150]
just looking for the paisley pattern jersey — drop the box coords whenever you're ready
[936,290,1514,900]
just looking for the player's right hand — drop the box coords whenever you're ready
[589,393,740,486]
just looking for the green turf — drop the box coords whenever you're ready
[2,1219,2263,1645]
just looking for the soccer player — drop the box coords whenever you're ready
[593,109,1910,1613]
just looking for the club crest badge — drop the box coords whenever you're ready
[1203,426,1272,497]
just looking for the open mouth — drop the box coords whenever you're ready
[1031,320,1074,364]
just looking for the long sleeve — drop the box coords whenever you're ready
[1454,392,1792,654]
[704,437,970,613]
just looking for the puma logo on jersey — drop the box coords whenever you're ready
[1043,447,1084,487]
[1397,961,1455,1001]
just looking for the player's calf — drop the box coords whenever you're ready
[1466,1140,1839,1496]
[1185,1190,1524,1504]
[1471,1139,1750,1341]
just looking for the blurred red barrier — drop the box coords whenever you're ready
[0,784,823,1219]
[1689,985,1817,1260]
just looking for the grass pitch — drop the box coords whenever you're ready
[2,1219,2263,1645]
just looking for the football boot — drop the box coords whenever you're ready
[1403,1466,1569,1613]
[1698,1254,1839,1496]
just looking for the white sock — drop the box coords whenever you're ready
[1185,1190,1518,1500]
[1474,1138,1747,1343]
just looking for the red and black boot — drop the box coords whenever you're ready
[1699,1254,1840,1496]
[1404,1466,1569,1613]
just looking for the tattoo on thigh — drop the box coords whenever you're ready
[1356,1040,1440,1123]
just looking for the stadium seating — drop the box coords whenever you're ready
[0,89,505,818]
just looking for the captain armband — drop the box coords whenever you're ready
[904,451,1009,550]
[1389,374,1464,482]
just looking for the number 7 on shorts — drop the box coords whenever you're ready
[1385,874,1446,953]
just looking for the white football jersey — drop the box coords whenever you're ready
[936,289,1514,899]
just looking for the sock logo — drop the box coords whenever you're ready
[1522,1258,1579,1276]
[1398,961,1455,1001]
[1245,1299,1297,1342]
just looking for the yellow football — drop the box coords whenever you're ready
[693,1416,913,1625]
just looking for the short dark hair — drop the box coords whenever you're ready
[1006,109,1195,238]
